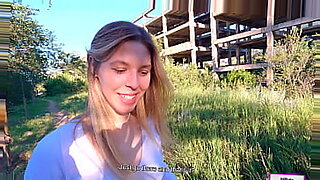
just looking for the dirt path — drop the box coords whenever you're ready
[45,99,70,126]
[47,99,59,113]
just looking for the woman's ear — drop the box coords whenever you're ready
[87,55,96,76]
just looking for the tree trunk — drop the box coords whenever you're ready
[19,74,29,117]
[30,79,35,105]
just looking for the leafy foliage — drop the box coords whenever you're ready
[44,73,86,96]
[163,58,218,90]
[51,52,87,79]
[219,69,260,88]
[268,29,315,98]
[7,72,33,107]
[10,4,58,84]
[9,4,88,103]
[9,4,64,107]
[152,35,218,91]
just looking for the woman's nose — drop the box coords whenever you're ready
[126,71,139,90]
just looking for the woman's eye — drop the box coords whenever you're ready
[140,71,149,76]
[113,68,126,73]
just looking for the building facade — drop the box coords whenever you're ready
[134,0,320,83]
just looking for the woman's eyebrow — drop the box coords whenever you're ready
[141,64,152,69]
[109,61,128,66]
[110,61,151,68]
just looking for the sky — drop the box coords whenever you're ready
[20,0,162,57]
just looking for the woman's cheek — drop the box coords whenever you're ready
[141,76,151,90]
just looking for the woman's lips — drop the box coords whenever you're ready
[117,93,139,105]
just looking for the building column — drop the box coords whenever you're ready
[236,24,241,65]
[210,0,219,70]
[236,47,240,65]
[162,13,169,49]
[161,13,169,61]
[247,48,252,64]
[188,0,197,65]
[266,0,275,87]
[227,23,232,66]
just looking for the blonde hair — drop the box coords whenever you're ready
[80,21,173,178]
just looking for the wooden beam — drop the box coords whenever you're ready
[214,63,268,72]
[162,41,193,56]
[168,35,189,39]
[197,46,210,52]
[272,17,320,31]
[214,27,266,45]
[166,14,188,21]
[166,22,189,36]
[156,21,209,39]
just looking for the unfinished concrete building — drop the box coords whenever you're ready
[133,0,320,83]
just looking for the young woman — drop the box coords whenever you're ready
[25,21,177,180]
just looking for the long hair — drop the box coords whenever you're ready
[82,21,173,178]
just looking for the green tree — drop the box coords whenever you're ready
[54,52,87,80]
[9,4,60,115]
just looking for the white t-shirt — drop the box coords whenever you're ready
[24,119,178,180]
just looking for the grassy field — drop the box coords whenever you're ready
[7,98,55,174]
[46,91,87,117]
[7,87,312,179]
[166,87,311,179]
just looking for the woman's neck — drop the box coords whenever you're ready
[112,113,131,129]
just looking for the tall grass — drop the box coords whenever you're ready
[164,87,312,179]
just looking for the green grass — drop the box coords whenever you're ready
[8,98,55,174]
[164,87,312,180]
[6,92,87,174]
[7,87,312,179]
[47,91,87,117]
[8,98,49,121]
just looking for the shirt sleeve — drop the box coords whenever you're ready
[24,128,65,180]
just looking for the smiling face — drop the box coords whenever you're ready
[96,41,152,116]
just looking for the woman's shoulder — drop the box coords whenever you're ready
[146,117,161,142]
[39,119,81,145]
[24,119,83,179]
[31,119,81,149]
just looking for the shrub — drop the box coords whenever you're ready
[219,69,259,88]
[268,28,315,98]
[7,72,34,107]
[153,35,218,91]
[162,58,218,90]
[44,73,86,96]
